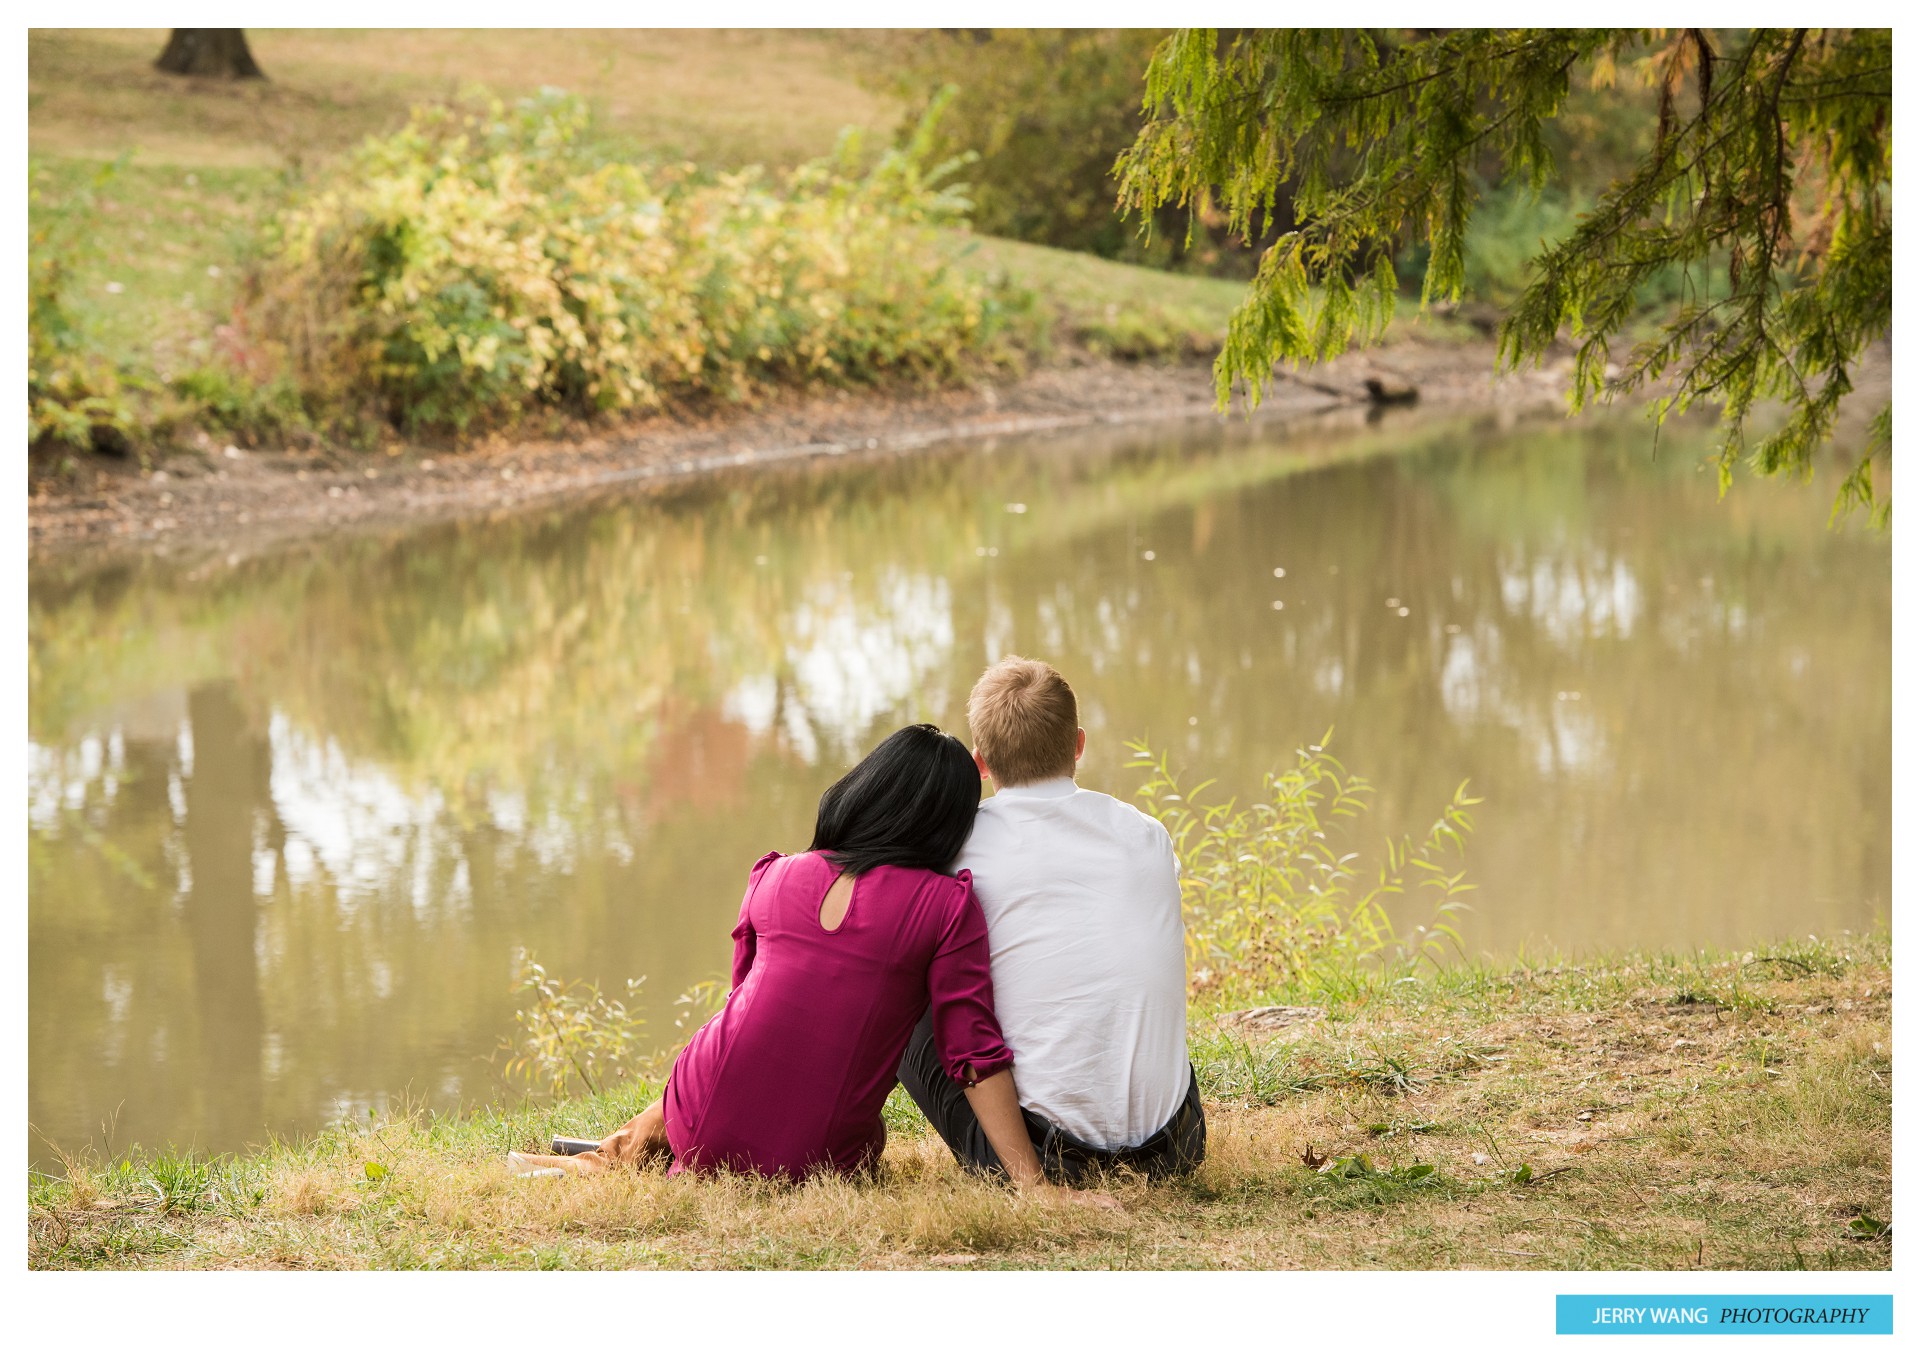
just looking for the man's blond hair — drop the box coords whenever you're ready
[967,657,1079,786]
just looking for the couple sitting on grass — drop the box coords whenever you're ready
[509,656,1203,1204]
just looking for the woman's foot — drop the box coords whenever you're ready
[596,1100,671,1166]
[503,1101,669,1178]
[507,1149,611,1177]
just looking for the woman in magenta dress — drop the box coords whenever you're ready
[511,724,1061,1191]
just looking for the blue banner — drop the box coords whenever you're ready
[1557,1295,1891,1335]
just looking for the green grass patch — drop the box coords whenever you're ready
[945,234,1247,358]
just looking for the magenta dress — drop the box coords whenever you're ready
[659,850,1014,1180]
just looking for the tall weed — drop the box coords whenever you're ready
[502,948,646,1099]
[1127,732,1477,1000]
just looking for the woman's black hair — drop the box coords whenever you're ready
[808,724,980,876]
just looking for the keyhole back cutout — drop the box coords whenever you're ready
[819,871,856,933]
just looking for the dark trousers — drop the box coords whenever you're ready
[894,1011,1206,1185]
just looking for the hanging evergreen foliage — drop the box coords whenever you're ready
[1117,29,1891,524]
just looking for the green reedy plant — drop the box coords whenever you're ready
[140,1150,220,1214]
[501,948,646,1099]
[671,978,728,1039]
[1126,732,1476,1000]
[501,964,728,1105]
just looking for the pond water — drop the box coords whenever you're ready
[27,408,1889,1167]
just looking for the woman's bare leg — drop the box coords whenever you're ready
[507,1100,669,1176]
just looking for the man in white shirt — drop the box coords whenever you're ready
[896,656,1205,1182]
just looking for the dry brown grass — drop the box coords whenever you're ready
[28,28,897,171]
[28,938,1890,1270]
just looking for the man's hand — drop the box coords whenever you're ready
[961,1067,1050,1188]
[963,1070,1125,1211]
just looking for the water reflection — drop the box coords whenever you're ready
[28,410,1890,1165]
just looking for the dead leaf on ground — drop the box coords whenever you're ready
[1300,1143,1327,1170]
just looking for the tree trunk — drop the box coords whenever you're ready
[155,29,266,80]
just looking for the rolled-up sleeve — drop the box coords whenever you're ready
[730,851,782,990]
[926,872,1015,1086]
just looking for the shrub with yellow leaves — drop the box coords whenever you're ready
[249,90,1025,437]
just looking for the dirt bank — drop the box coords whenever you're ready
[17,336,1795,566]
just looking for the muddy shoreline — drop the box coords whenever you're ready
[16,340,1692,567]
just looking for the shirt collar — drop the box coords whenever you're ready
[989,776,1078,800]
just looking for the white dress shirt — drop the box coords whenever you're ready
[954,776,1188,1149]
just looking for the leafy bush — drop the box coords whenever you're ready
[29,163,136,457]
[164,364,310,445]
[1407,181,1726,315]
[1127,734,1476,1000]
[1459,186,1584,308]
[247,91,1029,437]
[880,30,1269,275]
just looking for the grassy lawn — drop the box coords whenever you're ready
[945,234,1251,357]
[29,28,899,172]
[30,158,285,381]
[29,936,1890,1270]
